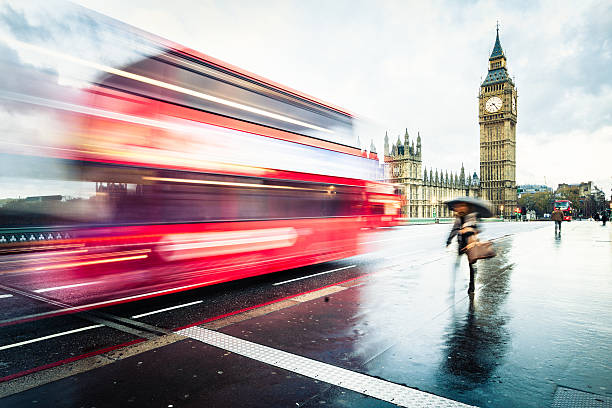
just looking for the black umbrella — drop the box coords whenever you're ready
[445,196,493,218]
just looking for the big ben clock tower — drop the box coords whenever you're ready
[479,25,517,218]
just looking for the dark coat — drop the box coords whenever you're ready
[447,212,479,254]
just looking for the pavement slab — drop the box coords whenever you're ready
[0,338,401,408]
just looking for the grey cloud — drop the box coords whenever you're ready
[565,4,612,92]
[0,1,140,69]
[0,2,102,45]
[516,3,612,136]
[0,4,53,43]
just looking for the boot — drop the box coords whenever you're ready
[468,264,475,293]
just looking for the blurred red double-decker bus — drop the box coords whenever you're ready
[554,200,572,221]
[0,37,400,305]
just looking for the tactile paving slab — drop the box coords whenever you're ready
[552,386,612,408]
[176,326,476,408]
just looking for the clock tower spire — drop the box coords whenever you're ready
[479,25,517,217]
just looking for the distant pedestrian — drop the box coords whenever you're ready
[602,212,609,226]
[551,207,563,234]
[594,213,600,221]
[446,203,480,293]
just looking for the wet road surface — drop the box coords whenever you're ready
[0,221,611,407]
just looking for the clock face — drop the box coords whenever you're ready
[485,96,503,113]
[512,96,516,113]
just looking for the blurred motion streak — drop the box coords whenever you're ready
[158,228,298,261]
[0,2,401,313]
[32,254,149,272]
[3,37,332,133]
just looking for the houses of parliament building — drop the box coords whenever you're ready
[383,27,517,218]
[383,130,480,218]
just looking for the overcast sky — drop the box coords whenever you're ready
[2,0,612,197]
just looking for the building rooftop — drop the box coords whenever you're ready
[489,28,505,60]
[482,68,511,85]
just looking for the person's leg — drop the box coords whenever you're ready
[468,263,475,293]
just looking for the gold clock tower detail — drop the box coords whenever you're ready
[479,26,517,217]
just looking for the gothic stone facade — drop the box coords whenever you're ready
[383,130,480,218]
[479,28,518,217]
[382,28,518,218]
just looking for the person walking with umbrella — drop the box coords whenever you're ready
[446,197,493,294]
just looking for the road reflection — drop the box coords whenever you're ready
[438,242,513,389]
[554,232,562,249]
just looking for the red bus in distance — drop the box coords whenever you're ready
[554,200,572,221]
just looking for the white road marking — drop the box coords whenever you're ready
[0,294,13,299]
[1,278,228,325]
[272,265,357,286]
[176,326,474,408]
[0,325,103,351]
[34,281,101,293]
[0,300,205,350]
[132,301,204,319]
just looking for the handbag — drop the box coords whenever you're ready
[464,240,496,264]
